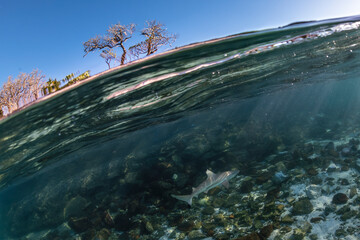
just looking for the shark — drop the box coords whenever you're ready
[171,169,239,206]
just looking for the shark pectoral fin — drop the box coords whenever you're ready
[171,194,193,206]
[222,180,230,189]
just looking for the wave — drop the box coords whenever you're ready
[0,15,360,191]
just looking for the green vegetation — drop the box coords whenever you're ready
[61,71,90,88]
[0,20,175,117]
[1,71,90,116]
[42,78,61,95]
[41,71,91,96]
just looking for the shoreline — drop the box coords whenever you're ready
[0,31,256,122]
[2,14,353,122]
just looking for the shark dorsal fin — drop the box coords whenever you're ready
[206,169,215,178]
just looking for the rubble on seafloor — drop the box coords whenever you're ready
[10,122,360,240]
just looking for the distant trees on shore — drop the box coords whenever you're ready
[61,71,90,88]
[0,70,90,117]
[130,20,176,57]
[0,19,176,118]
[42,78,60,95]
[84,20,176,68]
[0,70,45,114]
[84,23,136,66]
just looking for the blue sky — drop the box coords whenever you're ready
[0,0,359,86]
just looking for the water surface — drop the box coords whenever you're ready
[1,15,360,240]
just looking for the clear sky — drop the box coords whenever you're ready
[0,0,359,86]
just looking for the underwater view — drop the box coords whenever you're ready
[1,15,360,240]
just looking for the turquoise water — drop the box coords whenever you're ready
[1,16,360,239]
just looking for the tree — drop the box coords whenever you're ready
[75,71,90,81]
[26,69,45,101]
[0,76,27,112]
[100,49,117,69]
[42,78,60,95]
[130,20,176,58]
[84,23,135,65]
[62,73,75,86]
[0,70,45,114]
[61,71,90,88]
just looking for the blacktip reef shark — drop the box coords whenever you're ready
[171,169,239,206]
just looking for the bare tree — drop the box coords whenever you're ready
[130,20,176,58]
[100,49,118,69]
[26,69,45,101]
[0,76,26,112]
[0,70,45,114]
[84,23,135,65]
[0,89,10,114]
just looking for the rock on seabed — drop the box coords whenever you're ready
[332,193,348,204]
[292,198,313,215]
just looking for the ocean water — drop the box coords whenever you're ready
[1,16,360,240]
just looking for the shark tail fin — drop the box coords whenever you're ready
[171,194,193,206]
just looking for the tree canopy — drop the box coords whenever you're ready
[0,70,45,114]
[0,69,91,116]
[0,20,176,117]
[42,78,61,95]
[61,71,90,87]
[84,23,135,66]
[84,20,176,67]
[130,20,176,58]
[100,49,118,69]
[42,71,90,95]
